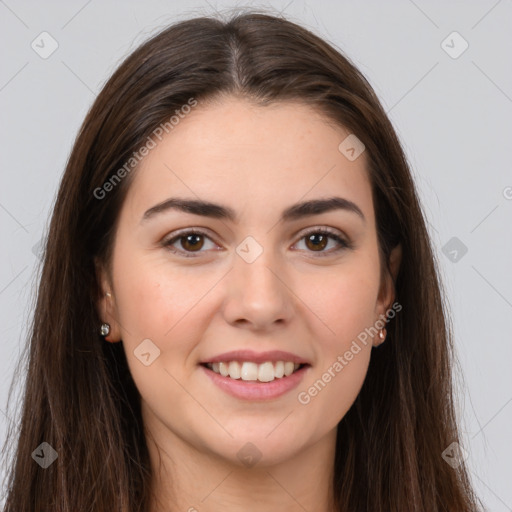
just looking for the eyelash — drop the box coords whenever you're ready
[162,227,353,258]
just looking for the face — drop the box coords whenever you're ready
[97,96,401,467]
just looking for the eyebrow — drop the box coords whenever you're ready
[141,196,365,224]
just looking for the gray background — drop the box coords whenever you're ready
[1,0,511,509]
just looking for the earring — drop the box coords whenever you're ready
[100,292,113,338]
[378,327,386,343]
[100,323,110,336]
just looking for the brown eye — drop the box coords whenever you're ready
[164,228,351,259]
[163,230,217,257]
[294,228,352,257]
[180,233,205,252]
[304,233,328,252]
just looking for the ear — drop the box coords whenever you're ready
[373,243,402,346]
[94,257,122,343]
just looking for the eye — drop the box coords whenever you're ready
[292,227,352,257]
[163,229,218,257]
[162,227,352,258]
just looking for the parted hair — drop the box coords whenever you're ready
[2,10,482,511]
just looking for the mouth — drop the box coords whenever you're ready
[200,361,310,383]
[199,360,311,401]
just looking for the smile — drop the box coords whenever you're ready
[203,360,303,382]
[200,362,310,401]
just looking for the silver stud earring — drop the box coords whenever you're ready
[100,323,110,336]
[378,328,386,342]
[100,292,113,337]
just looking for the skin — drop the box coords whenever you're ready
[96,96,402,512]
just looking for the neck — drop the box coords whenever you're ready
[145,416,338,512]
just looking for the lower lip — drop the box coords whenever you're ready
[200,364,310,401]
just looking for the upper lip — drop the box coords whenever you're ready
[200,350,311,365]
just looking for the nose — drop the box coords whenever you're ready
[221,247,294,331]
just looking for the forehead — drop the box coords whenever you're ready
[123,97,374,226]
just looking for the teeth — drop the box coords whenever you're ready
[228,361,241,379]
[241,362,258,381]
[284,361,295,377]
[274,361,284,378]
[219,362,229,377]
[258,362,275,382]
[206,361,302,382]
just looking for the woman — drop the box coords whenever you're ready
[1,10,483,512]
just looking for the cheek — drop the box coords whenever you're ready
[299,255,381,349]
[111,257,205,408]
[292,257,379,421]
[111,249,218,372]
[111,237,201,334]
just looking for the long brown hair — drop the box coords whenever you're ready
[1,10,483,511]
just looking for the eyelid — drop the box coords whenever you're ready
[164,226,216,240]
[297,225,346,240]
